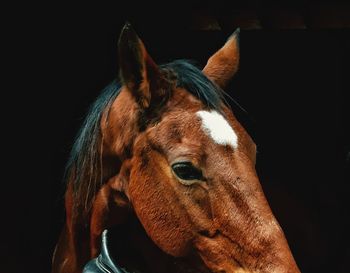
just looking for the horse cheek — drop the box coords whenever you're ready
[128,163,193,257]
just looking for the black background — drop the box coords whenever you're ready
[5,2,349,273]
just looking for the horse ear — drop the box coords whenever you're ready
[118,22,160,108]
[203,28,240,89]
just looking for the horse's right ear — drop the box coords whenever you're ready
[118,23,160,108]
[203,28,240,89]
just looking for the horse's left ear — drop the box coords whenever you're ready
[118,23,160,108]
[203,28,240,89]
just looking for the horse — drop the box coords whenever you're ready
[52,23,301,273]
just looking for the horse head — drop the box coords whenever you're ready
[52,23,300,273]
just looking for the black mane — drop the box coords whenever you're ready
[160,60,224,110]
[67,60,225,214]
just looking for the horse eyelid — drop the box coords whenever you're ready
[171,162,206,185]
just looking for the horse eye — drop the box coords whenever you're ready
[171,162,203,182]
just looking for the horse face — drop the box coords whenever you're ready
[126,93,295,272]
